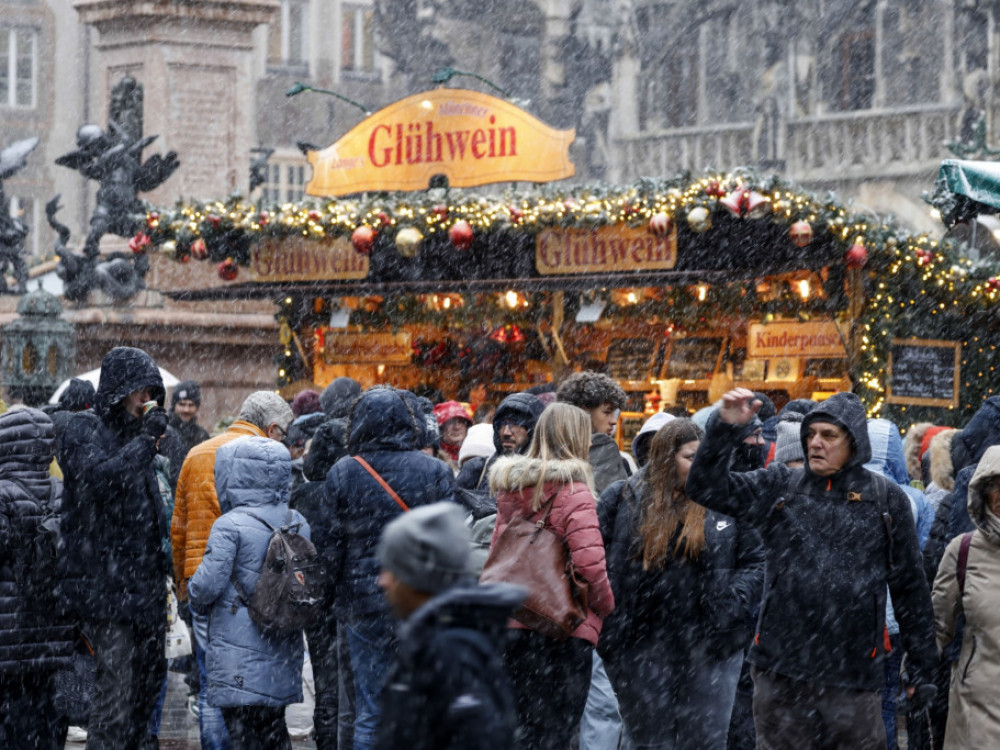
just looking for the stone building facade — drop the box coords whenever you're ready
[0,0,995,418]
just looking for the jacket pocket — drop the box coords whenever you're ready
[961,634,978,684]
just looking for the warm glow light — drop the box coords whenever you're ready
[505,290,519,308]
[697,284,708,302]
[797,279,810,300]
[626,291,638,304]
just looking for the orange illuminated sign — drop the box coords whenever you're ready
[305,89,575,196]
[535,226,677,275]
[747,321,847,358]
[250,236,369,282]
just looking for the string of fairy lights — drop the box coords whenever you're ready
[140,171,1000,422]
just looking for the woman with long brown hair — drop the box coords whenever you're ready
[488,402,615,750]
[597,418,763,749]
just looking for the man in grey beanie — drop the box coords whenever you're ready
[374,503,524,750]
[320,377,362,420]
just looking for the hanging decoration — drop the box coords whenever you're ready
[845,242,868,268]
[448,220,474,250]
[648,212,671,236]
[218,258,239,281]
[351,225,376,255]
[395,226,424,258]
[789,220,814,247]
[686,206,712,233]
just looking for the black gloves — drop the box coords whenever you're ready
[142,405,169,439]
[901,683,937,713]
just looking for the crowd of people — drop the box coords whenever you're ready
[2,348,1000,749]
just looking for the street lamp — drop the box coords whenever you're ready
[1,284,76,406]
[432,66,512,99]
[285,82,372,116]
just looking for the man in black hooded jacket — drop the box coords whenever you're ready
[686,388,938,749]
[57,346,171,750]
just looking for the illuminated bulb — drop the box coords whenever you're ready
[443,297,452,309]
[627,292,638,304]
[797,280,810,300]
[505,290,519,308]
[697,284,708,302]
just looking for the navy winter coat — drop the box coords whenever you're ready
[0,408,73,676]
[597,472,764,661]
[188,436,307,708]
[57,346,168,623]
[314,387,455,623]
[686,392,939,691]
[374,582,524,750]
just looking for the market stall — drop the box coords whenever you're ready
[138,92,1000,426]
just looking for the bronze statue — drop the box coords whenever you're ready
[0,137,39,294]
[54,76,179,301]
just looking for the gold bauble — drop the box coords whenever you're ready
[395,226,424,258]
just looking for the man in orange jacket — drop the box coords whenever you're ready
[171,390,293,750]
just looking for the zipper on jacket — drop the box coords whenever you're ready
[962,634,978,683]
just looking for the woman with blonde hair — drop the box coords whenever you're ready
[488,402,615,749]
[597,418,764,749]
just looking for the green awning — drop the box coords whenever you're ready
[938,159,1000,211]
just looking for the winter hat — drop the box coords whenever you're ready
[631,412,676,467]
[61,378,96,412]
[773,413,805,465]
[920,426,952,463]
[378,502,471,594]
[320,377,362,419]
[171,380,201,409]
[291,389,322,417]
[781,398,816,418]
[458,423,496,466]
[752,392,777,424]
[434,400,472,428]
[286,412,325,450]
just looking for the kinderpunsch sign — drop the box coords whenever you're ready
[305,89,576,196]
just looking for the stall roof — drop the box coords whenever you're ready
[938,159,1000,211]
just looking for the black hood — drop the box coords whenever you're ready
[950,396,1000,473]
[60,378,95,411]
[304,418,348,481]
[346,386,421,454]
[800,391,871,473]
[492,392,545,454]
[400,581,526,640]
[93,347,165,418]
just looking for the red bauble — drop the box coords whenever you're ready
[987,277,1000,291]
[146,212,160,228]
[705,180,725,197]
[648,212,671,236]
[432,204,449,220]
[845,243,868,268]
[218,259,239,281]
[915,249,934,267]
[789,220,814,247]
[376,211,391,227]
[448,220,474,251]
[351,225,376,255]
[190,238,208,260]
[508,206,523,224]
[258,211,269,226]
[206,214,221,229]
[308,210,322,222]
[129,232,151,253]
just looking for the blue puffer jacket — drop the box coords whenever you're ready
[0,408,73,676]
[315,387,455,623]
[188,436,306,708]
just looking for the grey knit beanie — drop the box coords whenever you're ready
[378,503,471,594]
[774,413,805,465]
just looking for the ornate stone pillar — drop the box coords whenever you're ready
[74,0,278,203]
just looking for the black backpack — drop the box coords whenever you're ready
[230,510,325,634]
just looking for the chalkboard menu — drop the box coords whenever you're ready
[606,337,658,380]
[887,339,961,407]
[666,337,724,380]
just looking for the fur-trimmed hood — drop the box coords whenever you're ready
[489,455,593,494]
[905,422,934,482]
[929,428,956,491]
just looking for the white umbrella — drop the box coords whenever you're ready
[48,367,181,404]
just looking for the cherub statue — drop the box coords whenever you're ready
[54,76,179,302]
[0,137,39,294]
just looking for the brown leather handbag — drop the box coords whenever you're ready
[479,491,590,640]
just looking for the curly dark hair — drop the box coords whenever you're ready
[556,371,627,411]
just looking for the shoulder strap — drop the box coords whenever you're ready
[957,530,975,596]
[352,455,410,512]
[868,472,895,566]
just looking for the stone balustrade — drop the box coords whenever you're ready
[614,103,961,183]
